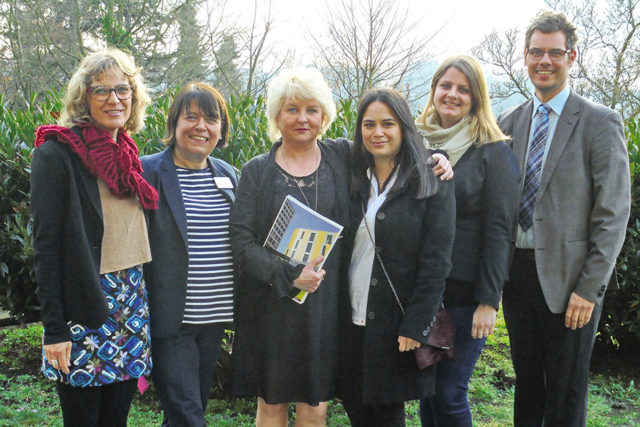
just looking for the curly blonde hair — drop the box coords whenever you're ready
[266,68,336,142]
[59,48,151,134]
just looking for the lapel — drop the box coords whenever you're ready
[537,92,580,199]
[69,126,102,220]
[159,147,188,247]
[78,165,103,221]
[512,99,535,174]
[207,157,236,203]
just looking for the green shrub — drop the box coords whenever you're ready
[0,92,64,323]
[599,117,640,351]
[0,91,357,324]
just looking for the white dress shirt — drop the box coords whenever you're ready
[516,85,571,249]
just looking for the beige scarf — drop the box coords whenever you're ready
[415,114,474,166]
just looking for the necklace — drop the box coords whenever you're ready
[280,145,320,211]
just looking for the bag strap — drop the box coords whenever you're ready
[361,203,406,315]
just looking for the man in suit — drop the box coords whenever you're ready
[497,11,631,426]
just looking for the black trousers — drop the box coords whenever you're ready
[503,249,602,427]
[151,323,226,427]
[56,379,137,427]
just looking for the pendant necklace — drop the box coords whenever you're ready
[281,145,320,211]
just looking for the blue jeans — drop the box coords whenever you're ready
[420,305,487,427]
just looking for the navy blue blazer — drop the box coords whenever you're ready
[141,146,238,338]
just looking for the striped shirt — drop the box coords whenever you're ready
[177,167,234,324]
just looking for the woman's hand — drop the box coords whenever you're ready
[292,256,325,293]
[44,341,72,374]
[432,153,454,181]
[398,336,422,352]
[471,303,497,339]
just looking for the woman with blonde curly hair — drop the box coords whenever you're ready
[230,68,349,426]
[31,48,156,426]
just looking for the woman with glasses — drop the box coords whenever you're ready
[415,55,520,426]
[31,48,156,426]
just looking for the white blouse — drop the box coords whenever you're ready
[348,168,398,325]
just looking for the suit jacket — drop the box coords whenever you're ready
[498,91,631,313]
[31,138,108,345]
[141,146,238,338]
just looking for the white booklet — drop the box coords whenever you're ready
[264,195,343,304]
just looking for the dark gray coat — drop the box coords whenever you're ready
[445,142,520,309]
[341,176,456,405]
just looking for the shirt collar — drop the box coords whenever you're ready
[532,84,571,118]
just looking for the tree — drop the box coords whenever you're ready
[471,28,532,103]
[472,0,640,119]
[211,34,242,99]
[310,0,440,102]
[204,0,288,98]
[0,0,212,106]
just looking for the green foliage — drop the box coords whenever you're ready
[0,92,64,323]
[2,317,639,426]
[600,117,640,351]
[218,94,272,170]
[325,99,358,140]
[0,90,357,325]
[135,89,174,156]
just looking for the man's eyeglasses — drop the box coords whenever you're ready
[526,48,571,60]
[87,84,134,101]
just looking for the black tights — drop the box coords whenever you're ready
[56,379,137,427]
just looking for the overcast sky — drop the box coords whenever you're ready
[224,0,550,64]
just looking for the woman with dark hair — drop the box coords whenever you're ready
[339,88,456,427]
[415,55,520,426]
[140,82,238,426]
[31,48,155,426]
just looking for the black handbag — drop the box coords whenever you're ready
[362,204,455,369]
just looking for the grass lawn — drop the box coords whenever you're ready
[1,311,638,426]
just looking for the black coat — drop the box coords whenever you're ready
[31,138,107,345]
[140,146,238,338]
[446,142,520,309]
[229,138,351,403]
[340,174,456,405]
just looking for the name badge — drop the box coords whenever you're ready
[214,176,234,189]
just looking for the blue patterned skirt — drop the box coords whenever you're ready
[42,265,152,387]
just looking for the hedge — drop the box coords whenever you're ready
[1,91,638,353]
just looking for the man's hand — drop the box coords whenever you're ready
[565,292,595,330]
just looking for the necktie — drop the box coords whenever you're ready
[519,103,551,231]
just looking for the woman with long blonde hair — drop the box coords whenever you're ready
[416,55,520,426]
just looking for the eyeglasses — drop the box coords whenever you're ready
[87,84,134,101]
[526,48,571,60]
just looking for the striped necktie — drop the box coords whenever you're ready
[519,103,551,231]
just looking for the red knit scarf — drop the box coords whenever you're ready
[34,124,158,209]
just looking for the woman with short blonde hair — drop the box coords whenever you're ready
[230,68,348,427]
